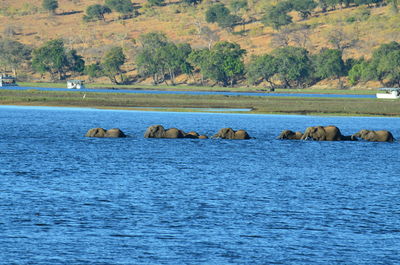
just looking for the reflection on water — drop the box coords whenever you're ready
[0,106,399,264]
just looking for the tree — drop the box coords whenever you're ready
[261,2,293,30]
[135,32,193,85]
[368,41,400,86]
[318,0,340,12]
[272,46,313,88]
[182,0,202,5]
[42,0,58,15]
[246,54,277,88]
[230,0,248,14]
[105,0,134,17]
[147,0,164,6]
[313,48,346,88]
[84,63,103,81]
[205,4,240,31]
[188,41,246,86]
[101,46,126,84]
[347,59,370,86]
[83,4,111,22]
[32,39,84,80]
[291,0,317,20]
[0,39,32,77]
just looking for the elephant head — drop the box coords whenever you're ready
[352,129,394,142]
[301,125,343,141]
[278,130,303,140]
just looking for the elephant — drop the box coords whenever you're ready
[352,129,394,142]
[300,125,355,141]
[213,128,251,140]
[85,128,126,138]
[144,125,207,139]
[278,130,303,140]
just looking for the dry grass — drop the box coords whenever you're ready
[1,0,400,83]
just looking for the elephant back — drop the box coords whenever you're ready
[85,128,106,137]
[105,128,126,138]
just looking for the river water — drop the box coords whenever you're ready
[1,106,399,264]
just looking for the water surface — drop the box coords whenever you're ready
[1,106,399,264]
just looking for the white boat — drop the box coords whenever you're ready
[67,80,85,89]
[376,88,400,99]
[0,74,18,87]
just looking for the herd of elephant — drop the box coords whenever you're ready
[85,125,396,142]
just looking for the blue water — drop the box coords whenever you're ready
[1,106,399,264]
[2,86,376,98]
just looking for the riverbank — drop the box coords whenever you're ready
[1,89,399,116]
[18,82,377,95]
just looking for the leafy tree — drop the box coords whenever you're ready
[101,46,126,84]
[0,39,32,77]
[246,54,277,88]
[354,0,383,6]
[273,46,313,88]
[318,0,340,12]
[205,4,240,31]
[182,0,202,5]
[84,63,103,81]
[42,0,58,14]
[347,59,370,85]
[135,32,192,85]
[230,0,248,14]
[105,0,134,17]
[189,41,246,86]
[32,39,84,80]
[66,50,85,74]
[83,4,111,22]
[261,2,293,30]
[313,48,346,88]
[368,41,400,86]
[147,0,164,6]
[205,4,230,23]
[291,0,317,20]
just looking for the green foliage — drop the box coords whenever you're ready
[246,54,277,87]
[261,2,293,30]
[189,41,246,86]
[205,4,240,31]
[135,32,192,85]
[182,0,202,5]
[84,4,111,22]
[318,0,340,12]
[101,46,126,84]
[347,59,369,85]
[42,0,58,14]
[205,4,230,23]
[230,0,248,14]
[147,0,164,7]
[84,63,103,79]
[0,39,32,75]
[272,46,313,88]
[313,48,345,79]
[105,0,134,16]
[291,0,317,20]
[354,0,383,7]
[368,41,400,86]
[32,39,84,80]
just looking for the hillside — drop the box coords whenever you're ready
[1,0,400,87]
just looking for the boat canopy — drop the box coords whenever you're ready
[378,87,400,91]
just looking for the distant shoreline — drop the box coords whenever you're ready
[0,88,398,117]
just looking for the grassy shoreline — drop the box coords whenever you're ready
[1,88,399,117]
[18,82,378,95]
